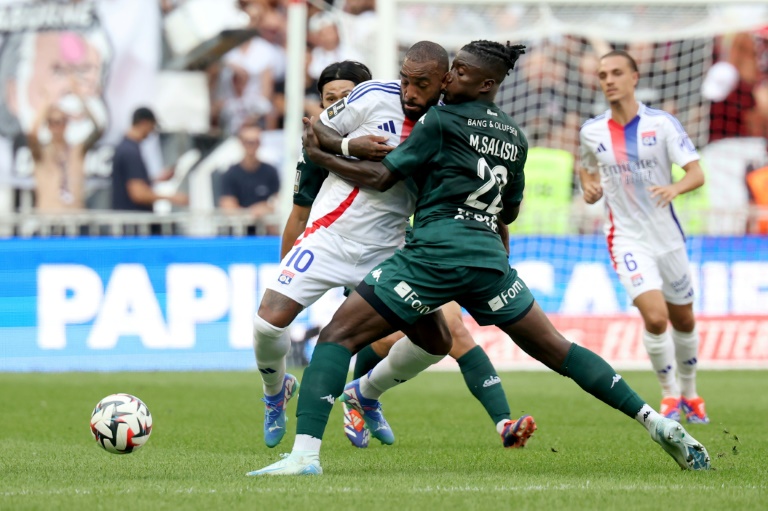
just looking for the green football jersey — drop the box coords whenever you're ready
[293,148,329,207]
[382,100,527,272]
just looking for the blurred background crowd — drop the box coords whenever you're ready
[0,0,766,236]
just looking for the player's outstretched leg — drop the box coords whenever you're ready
[262,373,299,448]
[340,376,395,445]
[500,301,710,470]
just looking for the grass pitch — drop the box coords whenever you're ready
[0,370,765,510]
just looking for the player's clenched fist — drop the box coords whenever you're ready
[582,181,603,204]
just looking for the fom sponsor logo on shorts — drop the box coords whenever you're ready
[488,279,525,311]
[394,281,431,314]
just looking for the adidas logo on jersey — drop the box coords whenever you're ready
[377,120,397,134]
[596,142,607,153]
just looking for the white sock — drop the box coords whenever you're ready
[253,313,291,396]
[642,330,680,398]
[496,419,510,435]
[635,404,662,432]
[359,337,445,400]
[292,434,322,453]
[672,328,699,399]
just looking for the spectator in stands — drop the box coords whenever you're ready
[26,85,101,213]
[111,107,187,211]
[307,12,363,80]
[218,0,281,130]
[701,31,768,234]
[213,64,272,135]
[338,0,377,66]
[219,123,280,234]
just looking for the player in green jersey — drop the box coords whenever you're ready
[247,41,711,476]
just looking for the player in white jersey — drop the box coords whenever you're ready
[578,50,709,424]
[255,42,533,451]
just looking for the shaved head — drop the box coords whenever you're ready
[404,40,449,73]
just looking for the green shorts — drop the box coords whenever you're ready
[360,251,534,327]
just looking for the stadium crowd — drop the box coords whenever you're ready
[0,0,766,236]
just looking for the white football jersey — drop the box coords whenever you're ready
[301,80,417,248]
[579,102,699,254]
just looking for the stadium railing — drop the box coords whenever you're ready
[0,210,279,237]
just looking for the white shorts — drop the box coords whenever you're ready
[265,228,398,307]
[609,242,694,305]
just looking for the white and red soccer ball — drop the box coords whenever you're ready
[90,393,153,454]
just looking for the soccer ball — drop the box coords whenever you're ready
[90,393,153,454]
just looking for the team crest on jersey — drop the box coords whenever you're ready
[631,274,644,287]
[326,99,346,119]
[641,131,657,146]
[278,269,295,285]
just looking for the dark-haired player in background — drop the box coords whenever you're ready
[248,40,710,476]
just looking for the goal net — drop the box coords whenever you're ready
[374,1,768,369]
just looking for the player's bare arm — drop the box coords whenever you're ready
[280,204,311,259]
[578,167,603,204]
[648,160,705,207]
[302,119,399,191]
[310,116,393,161]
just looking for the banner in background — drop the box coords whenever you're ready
[0,0,162,190]
[0,236,766,371]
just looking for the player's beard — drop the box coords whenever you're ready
[400,100,425,121]
[401,89,443,120]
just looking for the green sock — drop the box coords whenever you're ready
[457,346,511,424]
[353,344,385,379]
[561,344,645,418]
[296,343,352,439]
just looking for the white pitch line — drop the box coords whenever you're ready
[2,483,765,497]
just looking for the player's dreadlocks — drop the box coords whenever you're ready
[461,40,526,79]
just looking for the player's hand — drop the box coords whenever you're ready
[301,116,322,158]
[582,181,603,204]
[648,184,680,207]
[348,135,393,161]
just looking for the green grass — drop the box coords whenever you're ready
[0,370,765,510]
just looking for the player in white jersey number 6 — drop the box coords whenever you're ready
[254,43,533,451]
[579,50,709,424]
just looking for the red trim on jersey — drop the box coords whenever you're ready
[608,119,627,162]
[295,187,360,245]
[606,205,617,270]
[400,117,416,142]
